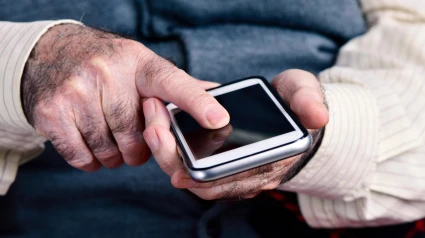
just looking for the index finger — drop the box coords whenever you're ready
[136,53,229,129]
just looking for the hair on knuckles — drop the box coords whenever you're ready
[48,131,78,162]
[106,99,141,134]
[77,119,116,155]
[137,55,179,90]
[163,56,177,66]
[21,24,123,126]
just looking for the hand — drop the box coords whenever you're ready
[21,24,229,171]
[142,69,328,200]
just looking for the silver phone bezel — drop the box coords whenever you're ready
[166,78,305,170]
[184,134,311,182]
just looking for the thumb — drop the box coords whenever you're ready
[135,53,229,129]
[271,69,328,129]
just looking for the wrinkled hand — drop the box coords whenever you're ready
[21,24,229,171]
[143,69,328,200]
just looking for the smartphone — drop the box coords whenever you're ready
[166,76,311,182]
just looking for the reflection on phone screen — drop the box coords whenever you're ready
[174,84,295,160]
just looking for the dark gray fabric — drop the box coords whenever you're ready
[0,0,366,80]
[178,24,338,82]
[0,0,366,237]
[1,143,209,238]
[139,0,366,80]
[140,0,365,41]
[0,0,140,36]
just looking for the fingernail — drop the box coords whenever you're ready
[206,105,229,127]
[146,130,159,152]
[144,99,156,123]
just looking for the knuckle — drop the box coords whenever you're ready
[116,132,144,153]
[79,123,97,140]
[106,100,142,136]
[68,158,94,169]
[63,77,90,99]
[93,147,121,162]
[107,102,136,133]
[121,39,143,55]
[272,70,295,85]
[270,82,290,99]
[50,135,78,162]
[276,82,291,95]
[273,78,292,96]
[33,103,70,130]
[291,88,305,101]
[58,147,78,163]
[80,128,117,154]
[141,55,177,87]
[156,67,181,89]
[272,72,286,85]
[188,91,211,108]
[53,139,95,170]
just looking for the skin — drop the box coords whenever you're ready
[22,24,229,172]
[23,24,328,200]
[143,69,329,200]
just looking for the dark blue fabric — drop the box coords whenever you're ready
[139,0,366,81]
[0,0,366,80]
[1,143,210,238]
[178,24,338,82]
[0,0,140,37]
[141,0,365,40]
[0,0,367,237]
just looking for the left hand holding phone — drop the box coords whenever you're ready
[143,69,329,200]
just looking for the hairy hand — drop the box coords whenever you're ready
[22,24,229,171]
[142,69,328,200]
